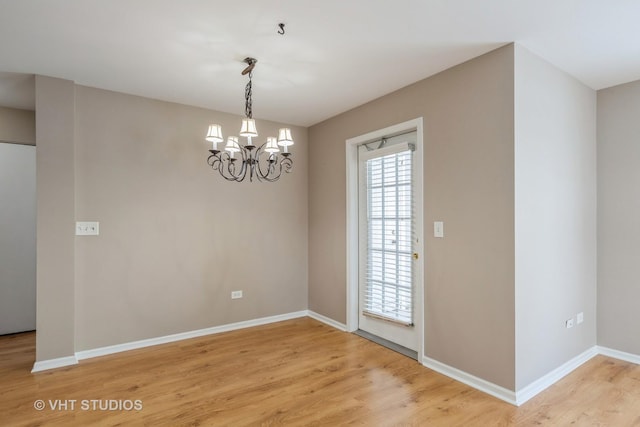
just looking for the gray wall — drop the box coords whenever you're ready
[308,45,516,389]
[35,76,76,361]
[597,79,640,356]
[34,75,308,361]
[34,84,307,352]
[0,142,36,334]
[0,106,35,145]
[514,46,597,390]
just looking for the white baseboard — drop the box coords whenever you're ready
[421,346,608,407]
[422,355,517,405]
[515,346,598,405]
[34,310,328,371]
[307,310,347,331]
[31,355,78,373]
[75,310,308,361]
[34,310,639,410]
[598,345,640,365]
[422,347,599,406]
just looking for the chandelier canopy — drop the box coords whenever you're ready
[205,57,294,182]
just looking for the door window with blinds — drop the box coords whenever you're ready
[358,133,415,327]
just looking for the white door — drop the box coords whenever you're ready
[358,132,418,351]
[0,142,36,335]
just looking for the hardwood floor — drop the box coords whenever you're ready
[1,317,639,426]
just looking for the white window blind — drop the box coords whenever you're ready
[360,141,414,326]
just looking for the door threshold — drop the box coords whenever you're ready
[354,329,418,360]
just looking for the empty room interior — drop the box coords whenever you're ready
[1,1,640,425]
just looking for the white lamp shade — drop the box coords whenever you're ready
[239,118,258,137]
[205,124,224,143]
[265,137,280,153]
[225,136,241,153]
[277,128,294,147]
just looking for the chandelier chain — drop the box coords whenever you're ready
[245,70,253,119]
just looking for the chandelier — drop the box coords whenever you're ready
[205,57,294,182]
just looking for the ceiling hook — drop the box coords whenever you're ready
[278,23,285,35]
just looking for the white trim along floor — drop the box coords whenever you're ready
[31,310,638,407]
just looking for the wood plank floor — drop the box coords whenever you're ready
[1,317,639,426]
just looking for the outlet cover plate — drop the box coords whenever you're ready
[76,221,99,236]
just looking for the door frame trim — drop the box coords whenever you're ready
[345,118,424,359]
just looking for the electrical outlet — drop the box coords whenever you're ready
[566,318,574,329]
[577,312,584,324]
[231,290,243,299]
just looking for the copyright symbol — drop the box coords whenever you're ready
[34,400,45,411]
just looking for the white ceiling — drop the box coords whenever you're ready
[0,0,639,126]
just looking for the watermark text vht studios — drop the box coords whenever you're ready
[34,399,142,411]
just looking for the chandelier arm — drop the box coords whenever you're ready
[223,157,236,181]
[207,152,237,182]
[207,153,218,167]
[207,153,223,176]
[278,156,293,179]
[228,153,247,182]
[254,143,281,182]
[253,143,270,180]
[221,151,245,182]
[261,167,281,182]
[262,158,290,183]
[208,152,225,174]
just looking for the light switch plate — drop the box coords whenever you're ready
[76,221,99,236]
[434,221,444,238]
